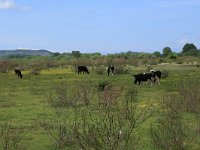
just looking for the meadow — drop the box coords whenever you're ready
[0,63,200,150]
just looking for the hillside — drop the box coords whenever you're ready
[0,49,53,57]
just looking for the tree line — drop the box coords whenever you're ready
[54,43,200,60]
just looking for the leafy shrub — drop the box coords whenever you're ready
[42,82,152,150]
[150,80,200,149]
[48,83,77,108]
[95,65,106,74]
[161,69,169,78]
[98,80,110,91]
[178,80,200,113]
[150,95,190,150]
[0,60,18,73]
[30,68,41,75]
[146,65,153,72]
[73,85,150,150]
[169,55,177,59]
[0,118,22,150]
[114,65,131,74]
[77,78,96,105]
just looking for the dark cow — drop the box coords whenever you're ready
[78,66,89,74]
[151,70,162,79]
[133,73,153,85]
[107,66,114,76]
[15,69,23,78]
[150,70,162,84]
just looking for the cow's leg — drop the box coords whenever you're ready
[150,80,153,87]
[156,76,160,85]
[134,80,137,84]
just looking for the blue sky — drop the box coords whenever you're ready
[0,0,200,54]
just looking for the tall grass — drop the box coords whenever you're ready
[0,117,22,150]
[150,79,200,149]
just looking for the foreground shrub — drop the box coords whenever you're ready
[42,80,152,149]
[178,79,200,113]
[77,78,96,105]
[98,80,110,91]
[48,79,95,108]
[150,95,188,150]
[48,83,77,108]
[74,85,151,150]
[150,81,200,150]
[0,118,22,150]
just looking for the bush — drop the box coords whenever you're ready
[98,80,110,91]
[150,80,200,149]
[42,82,152,150]
[114,65,131,74]
[30,69,40,75]
[0,60,18,73]
[0,117,22,150]
[73,85,151,150]
[48,83,77,108]
[146,65,153,72]
[150,95,190,150]
[95,65,106,74]
[77,78,96,105]
[178,80,200,113]
[161,69,169,78]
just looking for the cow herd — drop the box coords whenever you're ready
[133,70,162,86]
[14,65,163,86]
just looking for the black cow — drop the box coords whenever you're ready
[78,66,89,74]
[150,70,162,84]
[15,69,23,78]
[133,73,153,85]
[152,70,162,79]
[107,66,114,76]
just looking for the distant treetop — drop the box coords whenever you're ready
[182,43,197,53]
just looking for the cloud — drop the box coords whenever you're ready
[0,0,15,9]
[177,38,189,45]
[0,0,30,10]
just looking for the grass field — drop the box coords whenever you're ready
[0,64,200,150]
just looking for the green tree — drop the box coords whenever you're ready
[53,52,60,57]
[182,43,197,53]
[153,51,161,57]
[169,52,177,60]
[162,47,172,57]
[72,50,82,58]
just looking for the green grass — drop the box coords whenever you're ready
[0,66,200,149]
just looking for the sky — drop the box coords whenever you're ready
[0,0,200,54]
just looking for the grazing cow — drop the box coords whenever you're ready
[77,66,89,74]
[14,69,23,78]
[134,70,162,86]
[150,70,162,84]
[107,66,114,76]
[133,73,153,85]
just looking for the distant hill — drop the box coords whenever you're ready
[0,49,53,57]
